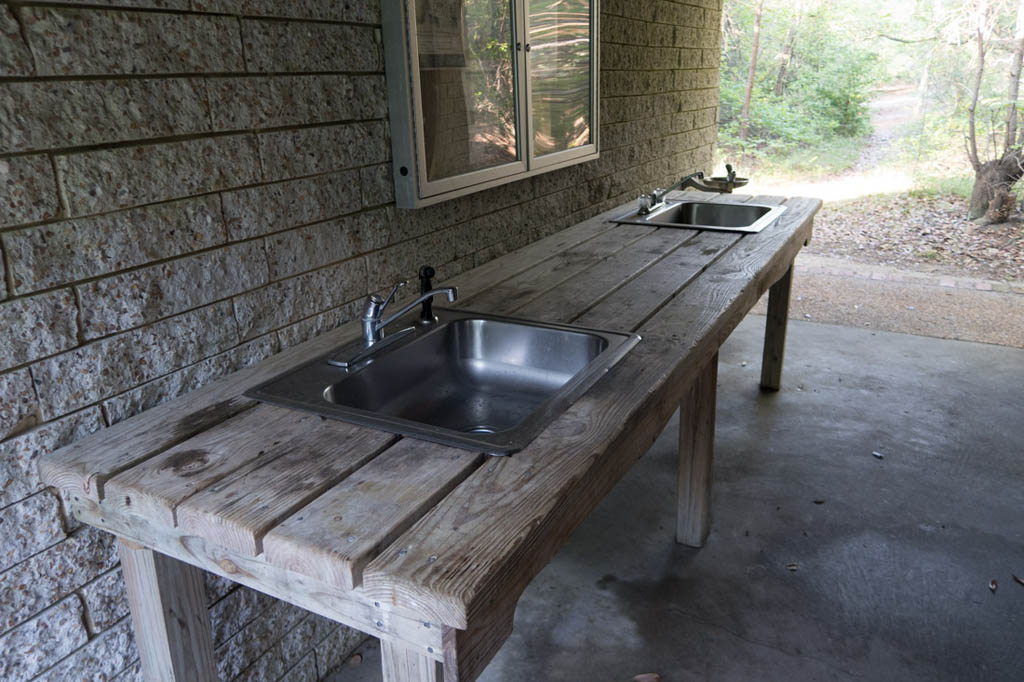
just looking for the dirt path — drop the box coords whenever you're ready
[744,84,919,201]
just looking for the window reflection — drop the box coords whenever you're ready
[529,0,591,156]
[417,0,519,181]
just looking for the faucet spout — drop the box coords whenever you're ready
[373,287,458,336]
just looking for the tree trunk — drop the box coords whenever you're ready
[774,2,802,96]
[968,154,1024,221]
[740,0,765,139]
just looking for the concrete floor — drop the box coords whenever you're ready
[334,315,1024,682]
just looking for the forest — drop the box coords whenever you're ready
[719,0,1024,224]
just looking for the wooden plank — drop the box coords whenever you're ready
[381,640,443,682]
[760,264,793,391]
[175,426,400,557]
[362,197,821,631]
[676,352,718,547]
[512,228,696,323]
[263,440,484,590]
[446,206,623,295]
[573,230,740,331]
[459,225,655,315]
[71,497,445,658]
[39,321,366,503]
[104,405,391,529]
[441,591,517,682]
[118,540,217,682]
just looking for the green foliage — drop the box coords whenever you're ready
[719,1,878,167]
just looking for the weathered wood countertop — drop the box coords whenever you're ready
[41,192,821,682]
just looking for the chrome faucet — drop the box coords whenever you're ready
[328,272,458,368]
[361,281,458,344]
[639,165,740,214]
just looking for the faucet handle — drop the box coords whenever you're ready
[368,280,405,312]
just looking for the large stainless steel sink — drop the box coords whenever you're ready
[616,200,786,233]
[245,308,640,454]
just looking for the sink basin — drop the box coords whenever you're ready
[245,309,640,454]
[616,200,786,233]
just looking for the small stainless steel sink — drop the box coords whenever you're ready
[616,200,786,233]
[245,309,640,454]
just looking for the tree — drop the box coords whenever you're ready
[740,0,766,139]
[965,0,1024,221]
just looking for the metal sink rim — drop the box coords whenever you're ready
[244,308,641,455]
[615,199,787,233]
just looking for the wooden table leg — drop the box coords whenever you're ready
[118,539,218,682]
[381,640,443,682]
[760,264,793,392]
[677,352,718,547]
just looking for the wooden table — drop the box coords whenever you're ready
[41,192,820,682]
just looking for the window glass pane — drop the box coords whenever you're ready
[416,0,519,181]
[528,0,591,157]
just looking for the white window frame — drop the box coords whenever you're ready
[382,0,600,208]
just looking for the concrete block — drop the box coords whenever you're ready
[0,526,117,631]
[193,0,378,24]
[3,195,226,295]
[0,491,66,573]
[0,289,79,371]
[32,301,240,419]
[242,20,380,73]
[0,407,104,507]
[216,599,307,681]
[276,302,359,351]
[204,571,237,604]
[35,617,137,682]
[313,625,367,678]
[0,6,34,77]
[0,368,39,441]
[208,75,386,131]
[80,567,128,633]
[232,258,367,340]
[57,135,260,216]
[101,334,277,425]
[210,585,272,645]
[0,256,6,300]
[77,240,269,338]
[221,170,362,240]
[0,155,61,228]
[111,662,142,682]
[1,78,210,153]
[360,163,395,208]
[22,7,244,76]
[0,595,88,682]
[258,122,389,182]
[266,210,388,281]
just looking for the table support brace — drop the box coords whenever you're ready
[676,352,718,547]
[760,264,793,391]
[118,539,218,682]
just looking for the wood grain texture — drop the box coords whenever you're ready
[39,320,366,502]
[75,498,445,657]
[760,264,793,391]
[362,197,820,629]
[118,540,217,682]
[513,228,696,323]
[104,405,390,530]
[175,420,399,556]
[381,640,443,682]
[461,225,655,315]
[263,440,483,590]
[677,353,718,547]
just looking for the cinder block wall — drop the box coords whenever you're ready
[0,1,721,680]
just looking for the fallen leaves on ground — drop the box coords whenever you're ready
[808,194,1024,281]
[989,579,998,593]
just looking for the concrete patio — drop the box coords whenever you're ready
[334,313,1024,681]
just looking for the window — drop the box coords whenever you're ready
[382,0,599,207]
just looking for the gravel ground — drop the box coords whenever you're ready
[806,193,1024,282]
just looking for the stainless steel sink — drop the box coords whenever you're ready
[616,200,786,233]
[245,309,640,454]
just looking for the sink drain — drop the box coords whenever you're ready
[463,425,497,434]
